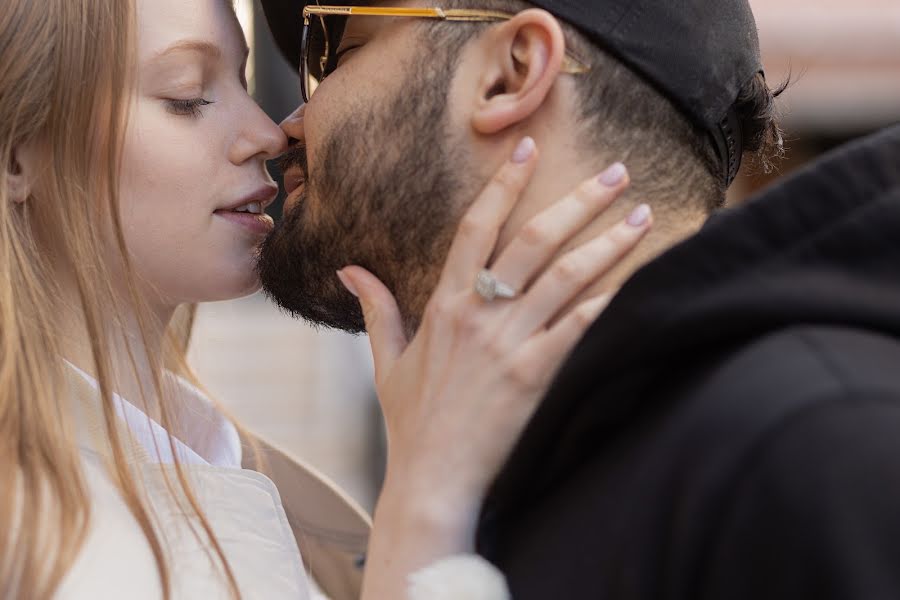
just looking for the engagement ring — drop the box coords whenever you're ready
[474,269,518,302]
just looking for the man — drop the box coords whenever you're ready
[257,0,782,334]
[258,0,900,597]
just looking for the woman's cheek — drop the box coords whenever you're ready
[115,107,201,298]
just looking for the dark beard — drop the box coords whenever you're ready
[257,58,463,335]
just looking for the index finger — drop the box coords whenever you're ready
[434,137,538,295]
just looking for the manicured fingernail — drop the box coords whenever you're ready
[626,204,651,227]
[599,162,627,186]
[336,270,358,297]
[511,137,536,163]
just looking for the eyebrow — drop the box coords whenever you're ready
[152,39,249,62]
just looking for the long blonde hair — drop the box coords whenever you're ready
[1,1,244,598]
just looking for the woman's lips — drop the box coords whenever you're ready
[214,210,275,235]
[215,184,278,235]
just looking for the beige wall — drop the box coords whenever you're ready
[751,0,900,133]
[188,294,382,510]
[731,1,900,200]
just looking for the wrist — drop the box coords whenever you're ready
[374,480,482,549]
[360,483,485,600]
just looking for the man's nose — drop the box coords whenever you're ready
[280,104,306,145]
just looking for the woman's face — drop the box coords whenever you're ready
[120,0,286,306]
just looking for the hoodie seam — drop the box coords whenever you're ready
[791,329,860,390]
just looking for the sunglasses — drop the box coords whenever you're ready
[300,5,591,103]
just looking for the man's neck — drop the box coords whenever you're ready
[493,134,708,306]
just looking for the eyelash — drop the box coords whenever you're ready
[165,98,214,118]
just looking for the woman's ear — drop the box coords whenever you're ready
[471,9,566,135]
[7,146,32,204]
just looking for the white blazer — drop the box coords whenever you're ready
[57,366,371,600]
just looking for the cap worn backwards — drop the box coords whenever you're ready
[526,0,763,186]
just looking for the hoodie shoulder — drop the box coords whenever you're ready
[694,325,900,410]
[647,325,900,512]
[697,336,900,599]
[680,325,900,442]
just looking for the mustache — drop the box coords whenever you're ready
[275,143,308,178]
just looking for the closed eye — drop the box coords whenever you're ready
[166,98,214,117]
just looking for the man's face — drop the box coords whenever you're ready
[258,11,472,334]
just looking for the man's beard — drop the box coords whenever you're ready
[257,58,464,335]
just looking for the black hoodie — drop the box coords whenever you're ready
[477,125,900,599]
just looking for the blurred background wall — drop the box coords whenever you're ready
[732,0,900,200]
[188,0,900,512]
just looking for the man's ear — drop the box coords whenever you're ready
[471,9,566,135]
[7,146,32,204]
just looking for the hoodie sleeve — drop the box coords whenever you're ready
[701,395,900,600]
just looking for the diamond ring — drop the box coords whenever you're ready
[474,269,518,302]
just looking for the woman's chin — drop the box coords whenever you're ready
[186,272,262,304]
[235,278,263,299]
[148,258,264,306]
[217,275,262,301]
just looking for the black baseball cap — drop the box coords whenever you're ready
[260,0,763,187]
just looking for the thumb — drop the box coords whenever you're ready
[337,266,408,378]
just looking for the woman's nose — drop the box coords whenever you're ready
[230,103,289,164]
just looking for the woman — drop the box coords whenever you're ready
[0,0,650,598]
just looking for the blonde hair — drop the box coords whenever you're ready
[1,1,246,598]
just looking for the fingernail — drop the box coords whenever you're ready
[599,162,627,187]
[511,137,536,163]
[336,270,358,297]
[626,204,651,227]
